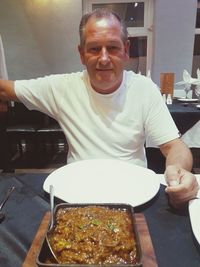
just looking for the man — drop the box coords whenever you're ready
[0,9,199,208]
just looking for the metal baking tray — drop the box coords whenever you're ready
[36,203,142,267]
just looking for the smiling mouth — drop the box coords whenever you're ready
[96,69,112,71]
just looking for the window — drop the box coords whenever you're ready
[83,0,154,75]
[192,0,200,77]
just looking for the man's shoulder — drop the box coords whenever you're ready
[124,70,157,89]
[49,71,84,81]
[124,70,152,82]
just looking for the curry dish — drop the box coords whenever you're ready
[48,206,138,265]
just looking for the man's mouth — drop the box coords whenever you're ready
[96,68,112,71]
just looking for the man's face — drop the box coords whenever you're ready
[78,16,129,94]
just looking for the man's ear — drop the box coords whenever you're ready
[124,39,130,60]
[78,45,85,65]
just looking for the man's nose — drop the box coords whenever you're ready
[99,47,110,65]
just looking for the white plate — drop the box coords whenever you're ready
[43,159,160,207]
[177,98,198,102]
[189,199,200,245]
[189,175,200,245]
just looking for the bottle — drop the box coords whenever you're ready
[166,94,172,105]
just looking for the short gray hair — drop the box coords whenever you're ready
[79,8,128,47]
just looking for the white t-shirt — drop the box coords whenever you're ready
[15,70,179,167]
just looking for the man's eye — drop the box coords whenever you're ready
[88,47,100,53]
[108,46,120,52]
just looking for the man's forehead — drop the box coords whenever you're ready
[82,15,124,47]
[85,39,122,47]
[86,15,120,29]
[95,18,111,28]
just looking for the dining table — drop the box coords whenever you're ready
[0,171,200,267]
[168,100,200,135]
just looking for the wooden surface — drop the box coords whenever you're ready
[135,213,158,267]
[23,212,157,267]
[22,212,50,267]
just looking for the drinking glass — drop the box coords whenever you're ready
[195,85,200,103]
[184,84,191,99]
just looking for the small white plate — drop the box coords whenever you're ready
[188,176,200,244]
[189,199,200,244]
[43,159,160,207]
[177,98,198,102]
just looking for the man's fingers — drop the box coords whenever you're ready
[165,165,182,186]
[166,175,199,209]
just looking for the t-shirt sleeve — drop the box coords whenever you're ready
[14,75,61,119]
[143,82,180,147]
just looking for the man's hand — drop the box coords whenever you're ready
[0,80,17,101]
[164,165,199,209]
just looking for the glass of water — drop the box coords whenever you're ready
[195,85,200,104]
[184,84,191,99]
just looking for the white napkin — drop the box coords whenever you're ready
[176,69,198,87]
[197,68,200,80]
[0,34,8,79]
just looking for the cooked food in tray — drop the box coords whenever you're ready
[49,206,136,264]
[37,203,142,267]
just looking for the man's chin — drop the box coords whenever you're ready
[90,73,122,93]
[92,81,118,94]
[96,71,115,82]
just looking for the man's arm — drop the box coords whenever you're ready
[160,138,193,171]
[159,138,199,208]
[0,79,19,101]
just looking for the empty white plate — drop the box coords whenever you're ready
[43,159,160,207]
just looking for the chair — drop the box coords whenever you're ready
[0,101,10,171]
[145,147,166,174]
[36,114,68,165]
[5,102,43,170]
